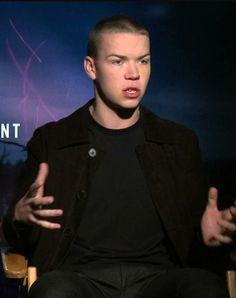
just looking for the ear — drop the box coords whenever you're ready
[84,56,96,80]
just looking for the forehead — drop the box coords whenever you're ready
[98,32,150,57]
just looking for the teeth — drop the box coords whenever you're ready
[127,89,136,93]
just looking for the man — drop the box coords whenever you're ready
[2,15,235,298]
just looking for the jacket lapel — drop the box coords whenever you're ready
[137,106,193,265]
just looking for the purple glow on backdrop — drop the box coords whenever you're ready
[0,2,235,163]
[7,19,58,140]
[9,18,42,64]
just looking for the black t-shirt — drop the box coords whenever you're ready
[61,115,175,269]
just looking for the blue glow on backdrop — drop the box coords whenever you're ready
[0,1,235,163]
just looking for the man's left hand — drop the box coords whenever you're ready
[201,187,236,246]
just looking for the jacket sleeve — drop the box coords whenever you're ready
[2,126,48,256]
[185,131,208,228]
[185,132,233,272]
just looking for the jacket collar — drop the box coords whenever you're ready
[56,99,176,149]
[141,106,176,144]
[56,99,93,149]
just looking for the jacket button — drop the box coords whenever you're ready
[88,148,96,157]
[64,228,73,239]
[76,190,87,200]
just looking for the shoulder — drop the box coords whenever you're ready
[141,105,198,145]
[27,99,92,149]
[36,101,89,135]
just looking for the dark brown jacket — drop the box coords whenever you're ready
[3,99,210,274]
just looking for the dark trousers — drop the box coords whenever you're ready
[28,263,229,298]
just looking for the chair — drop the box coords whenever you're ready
[227,251,236,298]
[1,251,236,297]
[227,270,236,298]
[1,250,37,294]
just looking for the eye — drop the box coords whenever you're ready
[139,58,150,65]
[110,59,123,65]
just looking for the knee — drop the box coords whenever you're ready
[180,268,229,298]
[28,271,76,298]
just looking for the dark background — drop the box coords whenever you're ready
[0,0,235,220]
[0,1,235,295]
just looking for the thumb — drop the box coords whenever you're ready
[35,162,49,186]
[207,187,218,209]
[28,163,49,197]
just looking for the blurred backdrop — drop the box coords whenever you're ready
[0,0,235,222]
[0,2,235,295]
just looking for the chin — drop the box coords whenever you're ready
[121,97,142,107]
[103,95,141,112]
[123,100,141,110]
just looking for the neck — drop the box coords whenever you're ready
[89,99,140,129]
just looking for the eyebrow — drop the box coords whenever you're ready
[106,53,151,60]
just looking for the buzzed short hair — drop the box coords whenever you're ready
[86,15,149,58]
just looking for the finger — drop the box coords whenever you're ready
[32,209,63,218]
[229,206,236,220]
[28,196,55,208]
[28,213,61,229]
[35,162,49,185]
[207,187,218,208]
[214,233,233,244]
[217,218,236,233]
[221,207,236,222]
[27,183,41,198]
[27,163,49,198]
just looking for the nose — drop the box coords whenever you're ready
[124,62,140,80]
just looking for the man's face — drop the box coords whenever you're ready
[87,32,151,111]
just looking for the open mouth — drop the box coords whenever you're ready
[126,88,137,93]
[123,88,140,98]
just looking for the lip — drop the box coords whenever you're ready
[122,87,141,99]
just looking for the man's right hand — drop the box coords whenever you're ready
[14,163,63,229]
